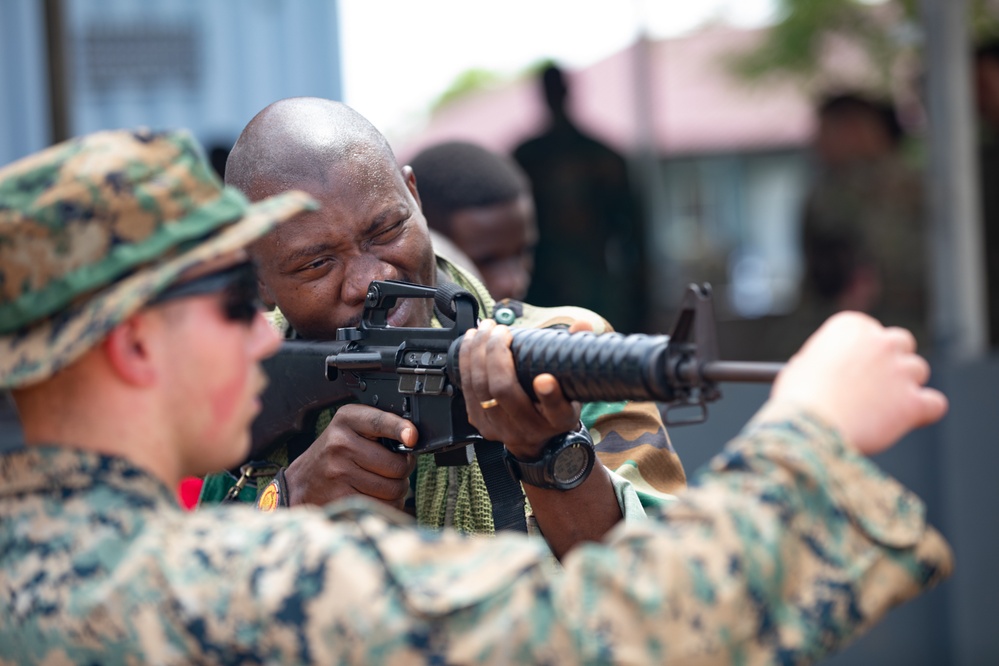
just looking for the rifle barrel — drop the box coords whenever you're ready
[700,361,784,383]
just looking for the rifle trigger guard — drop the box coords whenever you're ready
[662,398,708,426]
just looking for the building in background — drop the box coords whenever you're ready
[0,0,342,167]
[0,0,343,468]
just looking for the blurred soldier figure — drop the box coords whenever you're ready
[514,64,648,333]
[799,93,929,350]
[411,140,538,301]
[974,40,999,347]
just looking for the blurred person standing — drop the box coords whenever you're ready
[514,64,648,333]
[410,140,537,301]
[797,92,929,350]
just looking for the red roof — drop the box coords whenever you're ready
[396,27,821,163]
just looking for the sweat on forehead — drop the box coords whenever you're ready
[225,97,397,199]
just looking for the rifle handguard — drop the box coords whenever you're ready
[450,330,675,403]
[449,328,783,407]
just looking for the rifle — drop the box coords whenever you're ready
[250,280,784,468]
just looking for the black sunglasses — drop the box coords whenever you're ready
[149,262,262,324]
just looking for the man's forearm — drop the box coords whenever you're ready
[524,463,622,560]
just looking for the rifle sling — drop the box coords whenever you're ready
[473,440,528,533]
[435,271,527,533]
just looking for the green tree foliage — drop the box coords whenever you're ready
[732,0,999,89]
[431,69,504,112]
[430,60,555,113]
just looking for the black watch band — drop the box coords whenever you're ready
[504,426,596,491]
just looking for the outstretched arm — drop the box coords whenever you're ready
[553,311,952,663]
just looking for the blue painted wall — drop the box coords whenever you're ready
[0,0,51,164]
[0,0,342,165]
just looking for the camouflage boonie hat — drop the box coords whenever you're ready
[0,128,317,388]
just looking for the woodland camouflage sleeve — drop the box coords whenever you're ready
[72,412,948,664]
[551,410,953,664]
[293,409,950,663]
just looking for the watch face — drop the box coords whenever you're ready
[552,443,589,484]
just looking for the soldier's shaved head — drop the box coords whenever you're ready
[225,97,398,199]
[222,97,438,338]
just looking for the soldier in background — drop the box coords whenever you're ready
[411,140,538,301]
[514,64,648,333]
[798,92,929,351]
[974,40,999,347]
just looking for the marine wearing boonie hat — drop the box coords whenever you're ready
[0,128,317,389]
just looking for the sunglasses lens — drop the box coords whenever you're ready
[152,263,262,324]
[223,270,263,323]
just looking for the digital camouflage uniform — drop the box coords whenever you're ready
[200,257,686,534]
[0,413,952,663]
[0,131,314,388]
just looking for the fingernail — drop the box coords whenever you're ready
[401,427,414,446]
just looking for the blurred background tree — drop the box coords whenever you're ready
[731,0,999,93]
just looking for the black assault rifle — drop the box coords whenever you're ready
[250,281,784,468]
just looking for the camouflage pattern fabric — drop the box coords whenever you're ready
[201,256,686,532]
[0,128,315,389]
[0,411,952,663]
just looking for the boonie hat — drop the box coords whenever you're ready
[0,128,317,388]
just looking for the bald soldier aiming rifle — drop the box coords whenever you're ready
[207,98,691,558]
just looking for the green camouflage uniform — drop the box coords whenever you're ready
[0,412,952,663]
[201,257,686,533]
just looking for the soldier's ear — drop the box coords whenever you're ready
[402,165,423,210]
[102,313,158,387]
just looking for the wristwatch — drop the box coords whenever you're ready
[504,426,596,491]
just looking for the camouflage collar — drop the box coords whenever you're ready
[0,446,178,508]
